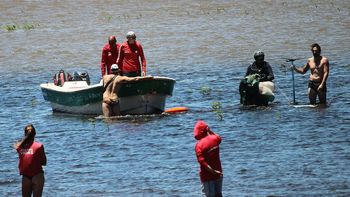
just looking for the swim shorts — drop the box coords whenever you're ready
[308,80,326,92]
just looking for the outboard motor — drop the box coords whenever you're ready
[72,71,81,81]
[79,72,90,85]
[71,71,90,85]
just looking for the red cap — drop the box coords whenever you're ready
[194,120,209,140]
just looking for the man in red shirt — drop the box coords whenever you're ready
[117,31,146,77]
[194,120,223,197]
[100,35,120,76]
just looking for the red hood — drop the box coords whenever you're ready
[194,120,208,140]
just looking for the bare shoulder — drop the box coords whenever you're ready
[103,75,114,85]
[322,56,329,63]
[103,75,114,81]
[304,57,312,67]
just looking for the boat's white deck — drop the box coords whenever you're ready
[40,81,102,92]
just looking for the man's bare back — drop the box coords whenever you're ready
[103,75,139,104]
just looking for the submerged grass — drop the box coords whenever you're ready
[22,24,35,30]
[199,86,224,120]
[105,15,112,22]
[3,23,37,32]
[200,86,212,96]
[211,101,224,121]
[5,25,17,31]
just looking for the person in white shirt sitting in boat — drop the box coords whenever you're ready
[239,51,275,106]
[102,64,152,117]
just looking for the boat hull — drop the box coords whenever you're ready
[119,94,167,115]
[50,101,102,115]
[40,77,175,115]
[40,81,103,115]
[118,76,175,115]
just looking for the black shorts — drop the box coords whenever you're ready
[308,81,327,92]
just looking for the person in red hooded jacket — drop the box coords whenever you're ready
[14,124,47,197]
[117,31,146,77]
[194,120,223,197]
[100,35,120,76]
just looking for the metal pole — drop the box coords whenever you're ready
[291,61,296,105]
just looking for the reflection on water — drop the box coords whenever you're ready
[1,0,350,196]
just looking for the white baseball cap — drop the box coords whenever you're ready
[126,31,136,39]
[111,64,119,71]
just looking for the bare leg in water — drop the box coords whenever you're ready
[22,173,44,197]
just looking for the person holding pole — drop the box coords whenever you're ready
[292,43,329,105]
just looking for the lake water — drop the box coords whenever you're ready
[1,0,349,196]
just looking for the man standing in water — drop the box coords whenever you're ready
[102,64,153,117]
[194,120,223,197]
[292,43,329,105]
[100,35,120,76]
[245,51,275,82]
[239,51,275,106]
[103,64,133,117]
[117,31,147,77]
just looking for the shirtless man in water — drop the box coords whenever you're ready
[293,43,329,105]
[102,64,153,117]
[102,64,136,117]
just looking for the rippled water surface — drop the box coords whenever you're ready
[1,0,350,196]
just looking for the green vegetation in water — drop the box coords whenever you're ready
[5,25,17,31]
[22,24,35,30]
[3,23,37,32]
[105,15,112,22]
[275,111,281,119]
[211,101,223,120]
[200,86,212,96]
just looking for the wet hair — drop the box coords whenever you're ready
[24,124,36,138]
[18,124,36,147]
[310,43,321,52]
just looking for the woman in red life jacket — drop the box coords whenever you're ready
[194,120,223,197]
[101,35,120,76]
[14,124,47,197]
[117,31,147,77]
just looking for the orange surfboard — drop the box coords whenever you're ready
[164,106,189,113]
